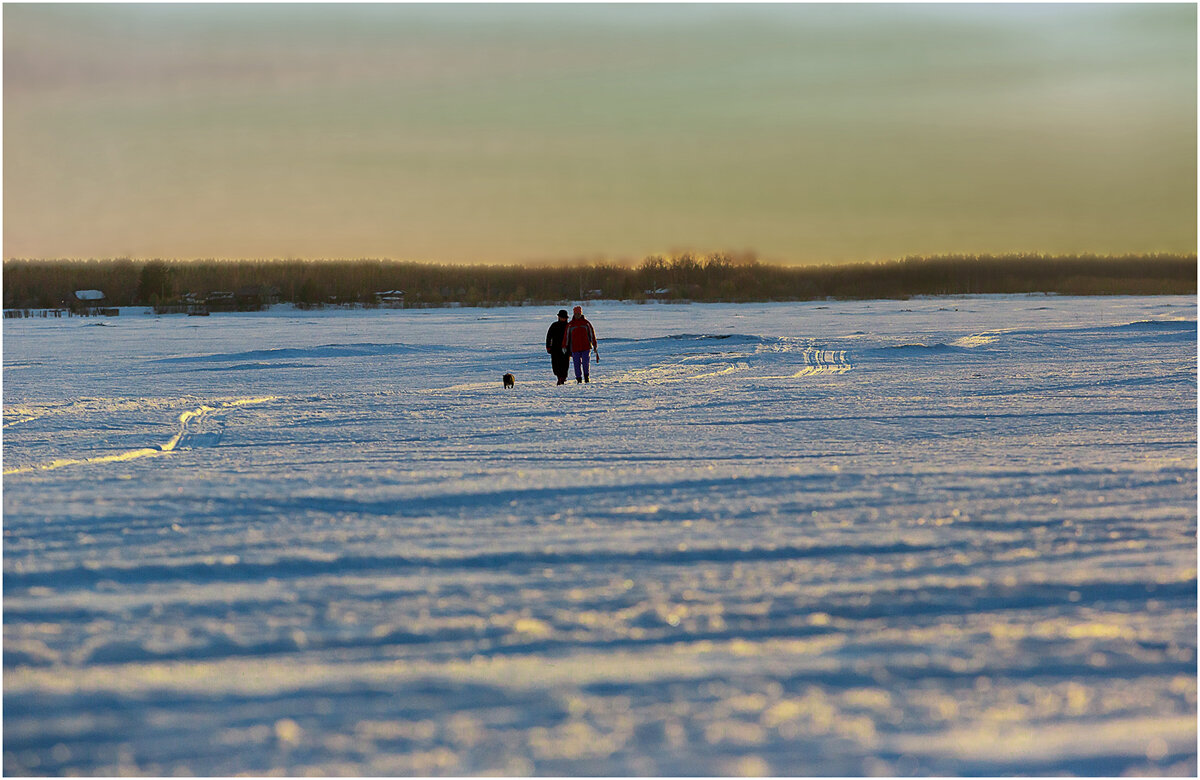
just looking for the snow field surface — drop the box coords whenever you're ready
[3,296,1196,776]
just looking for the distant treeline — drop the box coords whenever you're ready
[3,253,1195,309]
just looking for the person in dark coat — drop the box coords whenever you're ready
[546,309,570,385]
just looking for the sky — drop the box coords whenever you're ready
[4,3,1196,265]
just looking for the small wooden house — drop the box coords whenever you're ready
[374,290,406,308]
[70,289,114,315]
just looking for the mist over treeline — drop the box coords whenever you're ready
[3,252,1195,309]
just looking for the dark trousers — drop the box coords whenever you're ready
[551,351,570,381]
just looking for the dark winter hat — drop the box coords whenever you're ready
[573,306,582,315]
[558,309,568,318]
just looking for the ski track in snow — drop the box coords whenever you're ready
[3,397,276,475]
[2,296,1196,776]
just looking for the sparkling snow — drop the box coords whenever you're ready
[3,295,1196,775]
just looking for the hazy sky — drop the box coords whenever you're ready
[4,3,1196,264]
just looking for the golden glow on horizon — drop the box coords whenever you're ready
[4,4,1196,264]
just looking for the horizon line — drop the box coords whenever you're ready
[5,251,1197,268]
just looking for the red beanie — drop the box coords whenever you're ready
[573,306,582,315]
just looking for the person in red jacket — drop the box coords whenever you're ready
[563,305,598,383]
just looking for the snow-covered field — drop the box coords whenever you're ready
[3,295,1196,776]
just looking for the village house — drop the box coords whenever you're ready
[373,290,406,308]
[70,289,117,315]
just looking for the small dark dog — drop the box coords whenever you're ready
[502,373,515,389]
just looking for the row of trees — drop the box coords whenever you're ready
[3,252,1195,310]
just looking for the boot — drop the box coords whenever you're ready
[576,377,583,383]
[584,374,589,383]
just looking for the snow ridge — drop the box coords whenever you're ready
[3,396,275,474]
